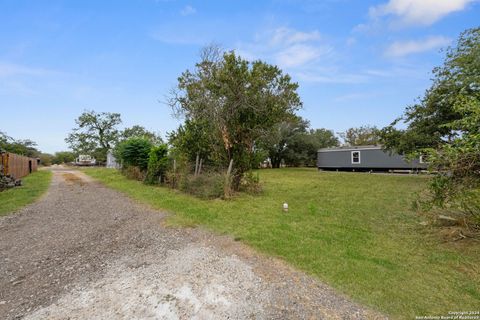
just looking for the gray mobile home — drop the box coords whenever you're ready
[317,145,427,171]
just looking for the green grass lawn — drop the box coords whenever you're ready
[84,167,480,318]
[0,170,52,216]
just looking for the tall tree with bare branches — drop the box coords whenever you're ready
[169,46,302,189]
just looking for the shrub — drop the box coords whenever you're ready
[418,140,480,230]
[39,153,54,166]
[460,190,480,225]
[179,173,225,199]
[116,137,152,171]
[121,166,146,181]
[52,151,75,164]
[146,144,169,184]
[239,171,262,195]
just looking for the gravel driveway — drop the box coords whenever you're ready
[0,167,385,319]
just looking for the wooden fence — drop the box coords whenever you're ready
[0,152,38,179]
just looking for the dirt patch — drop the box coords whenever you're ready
[62,172,85,185]
[419,210,480,244]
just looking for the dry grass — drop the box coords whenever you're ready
[62,173,85,185]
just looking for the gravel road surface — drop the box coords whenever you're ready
[0,167,385,319]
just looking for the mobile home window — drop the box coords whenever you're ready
[351,151,361,164]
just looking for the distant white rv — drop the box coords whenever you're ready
[75,155,96,166]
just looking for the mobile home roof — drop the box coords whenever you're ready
[318,145,382,153]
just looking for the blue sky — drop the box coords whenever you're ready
[1,0,479,153]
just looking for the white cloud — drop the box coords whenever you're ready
[0,62,55,78]
[370,0,476,26]
[235,27,331,69]
[276,44,327,68]
[270,27,321,46]
[0,80,39,95]
[0,62,69,97]
[346,37,357,46]
[385,36,451,57]
[180,5,196,16]
[295,71,368,84]
[235,27,388,84]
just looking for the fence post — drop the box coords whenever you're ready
[195,153,199,176]
[224,159,233,198]
[0,153,5,175]
[6,153,9,176]
[173,159,177,189]
[198,158,203,175]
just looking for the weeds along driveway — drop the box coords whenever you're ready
[0,167,384,320]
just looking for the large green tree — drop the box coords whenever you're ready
[260,117,309,168]
[65,110,122,162]
[169,47,302,188]
[283,128,339,167]
[168,119,217,164]
[381,27,480,154]
[423,94,480,224]
[382,27,480,225]
[340,125,381,146]
[39,153,54,166]
[298,128,339,166]
[261,119,339,168]
[0,131,9,152]
[115,137,153,171]
[52,151,76,164]
[0,131,40,157]
[120,125,163,145]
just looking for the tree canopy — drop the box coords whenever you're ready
[381,27,480,155]
[120,125,163,145]
[52,151,76,164]
[115,137,153,171]
[259,118,339,167]
[168,119,216,164]
[0,131,40,157]
[65,110,122,162]
[381,27,480,225]
[169,47,302,188]
[340,125,380,146]
[259,117,309,168]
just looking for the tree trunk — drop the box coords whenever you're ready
[194,153,199,176]
[172,159,177,189]
[231,172,242,191]
[271,156,281,168]
[198,158,203,175]
[224,159,234,198]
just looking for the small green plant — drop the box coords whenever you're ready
[145,144,169,184]
[239,171,262,195]
[116,137,152,171]
[459,190,480,226]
